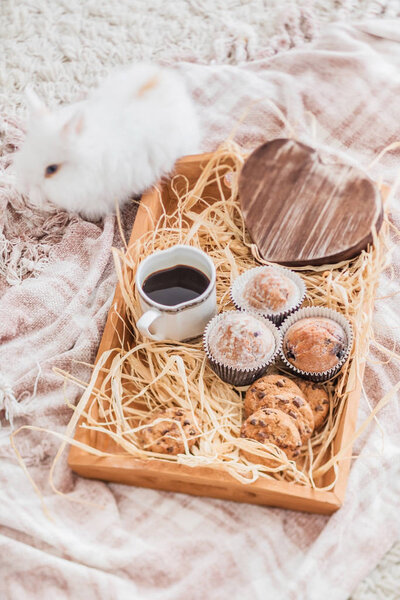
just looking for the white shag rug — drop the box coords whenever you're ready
[1,1,399,599]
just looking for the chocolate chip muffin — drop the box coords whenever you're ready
[294,378,330,429]
[240,407,301,467]
[137,407,200,455]
[283,317,347,373]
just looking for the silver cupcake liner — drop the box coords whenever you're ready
[203,310,282,386]
[279,306,353,383]
[230,265,306,325]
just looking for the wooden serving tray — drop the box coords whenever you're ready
[68,152,368,515]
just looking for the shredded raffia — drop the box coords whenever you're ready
[10,137,400,504]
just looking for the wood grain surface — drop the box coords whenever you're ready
[239,139,383,266]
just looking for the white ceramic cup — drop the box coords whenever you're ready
[135,245,217,342]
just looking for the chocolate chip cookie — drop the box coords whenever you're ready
[294,378,330,429]
[244,374,304,417]
[246,389,314,444]
[240,407,301,467]
[137,407,200,455]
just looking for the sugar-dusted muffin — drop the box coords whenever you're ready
[244,269,296,311]
[207,311,276,370]
[231,266,305,324]
[240,407,301,467]
[137,407,200,455]
[204,311,281,386]
[283,317,347,374]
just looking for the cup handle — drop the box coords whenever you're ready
[136,309,163,341]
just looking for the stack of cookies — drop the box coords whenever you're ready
[240,374,329,466]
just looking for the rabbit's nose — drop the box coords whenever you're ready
[15,179,28,196]
[29,186,49,210]
[14,169,29,196]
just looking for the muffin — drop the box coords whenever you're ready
[280,307,352,382]
[240,407,302,467]
[137,407,200,455]
[284,317,346,373]
[207,312,275,369]
[204,311,281,386]
[231,265,305,324]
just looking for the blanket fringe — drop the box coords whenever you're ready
[0,372,18,428]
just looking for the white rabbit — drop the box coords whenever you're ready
[14,64,200,219]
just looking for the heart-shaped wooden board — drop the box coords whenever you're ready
[239,139,383,266]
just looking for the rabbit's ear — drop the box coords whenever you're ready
[25,87,48,117]
[136,74,159,98]
[62,110,85,137]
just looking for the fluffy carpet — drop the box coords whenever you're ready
[2,0,400,115]
[1,1,400,599]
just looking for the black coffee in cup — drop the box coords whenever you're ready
[142,264,210,306]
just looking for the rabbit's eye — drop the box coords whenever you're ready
[45,164,60,178]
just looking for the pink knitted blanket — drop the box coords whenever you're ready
[1,21,399,600]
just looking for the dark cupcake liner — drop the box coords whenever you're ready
[279,306,353,383]
[230,265,306,325]
[203,310,282,386]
